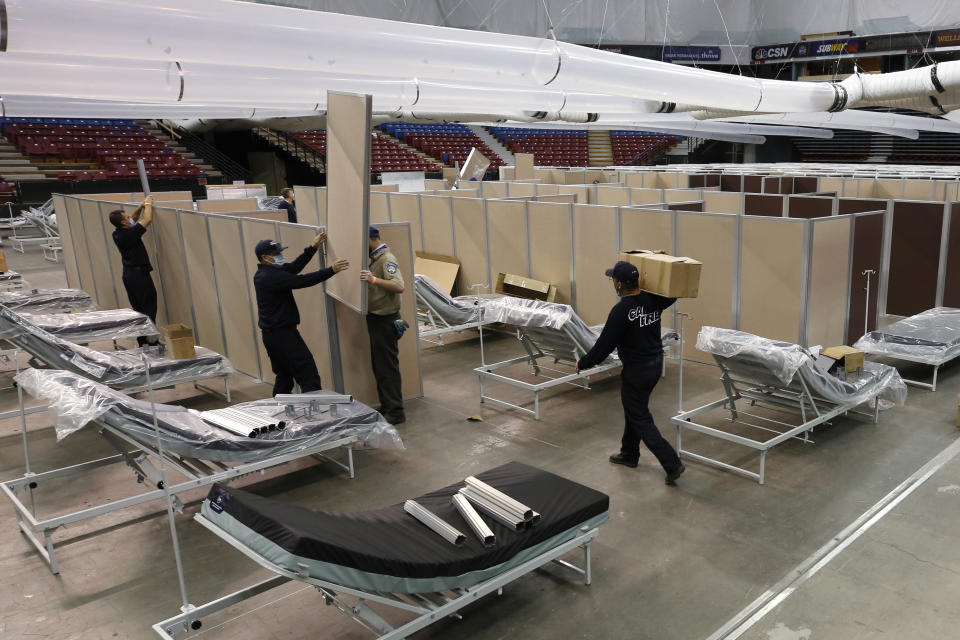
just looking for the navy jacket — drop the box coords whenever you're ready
[253,245,333,330]
[112,222,152,271]
[277,200,297,224]
[578,292,676,370]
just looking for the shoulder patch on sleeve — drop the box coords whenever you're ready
[385,262,398,275]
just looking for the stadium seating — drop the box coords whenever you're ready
[488,127,589,167]
[609,131,682,165]
[290,129,442,173]
[378,123,504,170]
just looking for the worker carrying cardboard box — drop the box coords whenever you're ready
[577,260,685,486]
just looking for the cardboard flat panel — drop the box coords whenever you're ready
[536,194,576,204]
[515,153,534,180]
[887,201,943,316]
[208,216,260,377]
[452,198,489,293]
[624,173,645,188]
[387,193,422,251]
[276,223,334,389]
[620,208,671,253]
[852,178,876,198]
[423,179,448,190]
[486,199,528,280]
[703,191,741,214]
[178,213,225,354]
[419,196,454,255]
[369,192,390,224]
[574,204,618,326]
[325,91,371,314]
[943,204,960,307]
[78,199,118,309]
[807,217,851,347]
[53,195,81,289]
[336,223,421,402]
[528,202,572,304]
[848,213,884,343]
[481,182,508,198]
[740,217,805,343]
[744,193,784,216]
[788,196,833,219]
[902,180,935,200]
[196,198,259,212]
[151,207,192,326]
[676,213,737,357]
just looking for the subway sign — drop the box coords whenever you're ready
[752,38,860,62]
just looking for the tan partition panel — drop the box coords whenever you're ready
[144,191,194,202]
[536,194,576,203]
[178,213,225,355]
[420,195,454,255]
[499,167,516,181]
[819,177,845,195]
[447,188,481,198]
[665,188,702,203]
[387,193,422,251]
[89,192,137,203]
[486,199,528,280]
[293,185,320,227]
[506,182,536,198]
[196,198,259,213]
[481,181,508,198]
[151,207,192,326]
[673,174,690,188]
[240,218,281,380]
[208,216,260,378]
[325,91,372,314]
[676,213,737,355]
[78,199,119,309]
[629,188,664,205]
[64,198,96,295]
[535,183,560,196]
[595,186,630,206]
[740,217,805,344]
[221,211,288,221]
[317,187,327,226]
[528,202,572,303]
[515,153,534,180]
[369,192,390,224]
[853,178,876,198]
[370,184,399,193]
[557,185,588,202]
[276,224,334,388]
[703,191,742,214]
[902,180,935,200]
[451,198,488,293]
[620,207,671,253]
[336,222,421,402]
[573,204,618,326]
[423,179,447,190]
[53,195,81,289]
[806,217,851,347]
[624,173,645,187]
[875,178,902,199]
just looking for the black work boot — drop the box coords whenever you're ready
[609,453,639,468]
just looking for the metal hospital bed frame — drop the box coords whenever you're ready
[670,350,883,485]
[415,278,496,346]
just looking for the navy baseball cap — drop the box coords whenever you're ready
[605,261,639,282]
[255,239,287,258]
[369,225,380,238]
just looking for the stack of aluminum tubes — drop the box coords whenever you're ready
[404,500,466,547]
[458,476,541,530]
[452,493,496,548]
[199,407,286,438]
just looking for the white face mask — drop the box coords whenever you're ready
[271,254,286,266]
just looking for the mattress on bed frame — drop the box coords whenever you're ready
[857,308,960,358]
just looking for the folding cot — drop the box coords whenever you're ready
[474,297,680,419]
[671,327,907,484]
[853,307,960,391]
[21,308,156,344]
[154,461,607,639]
[19,201,61,261]
[0,287,94,312]
[414,273,497,345]
[1,369,402,573]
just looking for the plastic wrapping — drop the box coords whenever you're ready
[481,297,574,331]
[0,271,23,282]
[0,305,232,388]
[853,307,960,365]
[0,217,28,229]
[257,196,285,210]
[21,309,158,344]
[414,274,484,326]
[698,326,907,407]
[0,288,94,312]
[15,369,403,460]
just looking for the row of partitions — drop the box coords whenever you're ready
[52,193,423,404]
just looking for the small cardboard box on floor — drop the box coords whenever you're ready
[619,250,701,298]
[161,323,196,359]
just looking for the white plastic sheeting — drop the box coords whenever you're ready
[853,307,960,365]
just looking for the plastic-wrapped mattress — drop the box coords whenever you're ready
[414,274,484,326]
[0,305,232,388]
[15,368,403,460]
[853,307,960,365]
[200,461,608,593]
[22,309,157,343]
[697,326,907,407]
[0,288,94,312]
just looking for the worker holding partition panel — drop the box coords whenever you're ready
[108,196,160,347]
[254,233,348,395]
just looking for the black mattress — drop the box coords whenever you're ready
[205,461,608,580]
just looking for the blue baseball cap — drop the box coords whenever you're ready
[604,261,639,282]
[255,239,287,258]
[369,225,380,238]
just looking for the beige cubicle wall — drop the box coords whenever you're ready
[178,212,226,355]
[419,195,455,256]
[620,207,671,252]
[387,193,423,251]
[528,202,573,304]
[293,185,323,227]
[196,198,260,213]
[452,197,489,293]
[486,199,529,284]
[481,181,508,199]
[51,195,82,292]
[703,191,743,214]
[370,192,390,224]
[573,204,619,326]
[79,199,121,311]
[806,216,851,347]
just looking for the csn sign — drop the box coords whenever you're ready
[753,45,790,61]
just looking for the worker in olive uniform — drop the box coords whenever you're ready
[253,233,349,396]
[108,196,160,347]
[578,261,685,485]
[360,226,406,425]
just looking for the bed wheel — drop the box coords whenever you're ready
[157,481,164,490]
[28,481,37,489]
[191,620,202,630]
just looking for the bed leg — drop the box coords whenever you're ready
[534,391,540,421]
[932,365,939,392]
[45,530,59,575]
[583,542,592,586]
[758,451,766,486]
[347,446,355,479]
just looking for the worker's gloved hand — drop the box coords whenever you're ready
[332,258,349,273]
[311,232,327,248]
[393,318,410,338]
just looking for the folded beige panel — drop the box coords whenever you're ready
[452,197,489,293]
[528,202,572,304]
[807,216,851,347]
[387,193,422,251]
[208,216,260,377]
[179,212,226,355]
[486,199,528,280]
[420,195,454,255]
[196,198,260,212]
[573,204,618,326]
[324,91,372,314]
[151,207,192,326]
[740,217,805,344]
[52,195,81,289]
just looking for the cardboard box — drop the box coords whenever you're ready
[160,323,196,360]
[619,250,702,298]
[495,272,557,302]
[0,251,7,273]
[820,346,864,373]
[415,251,461,295]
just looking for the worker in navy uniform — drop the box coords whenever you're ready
[360,226,406,425]
[253,234,348,396]
[577,260,685,485]
[278,187,297,224]
[108,196,160,347]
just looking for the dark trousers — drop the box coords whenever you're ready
[366,312,403,420]
[261,327,322,396]
[122,268,158,347]
[620,356,681,471]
